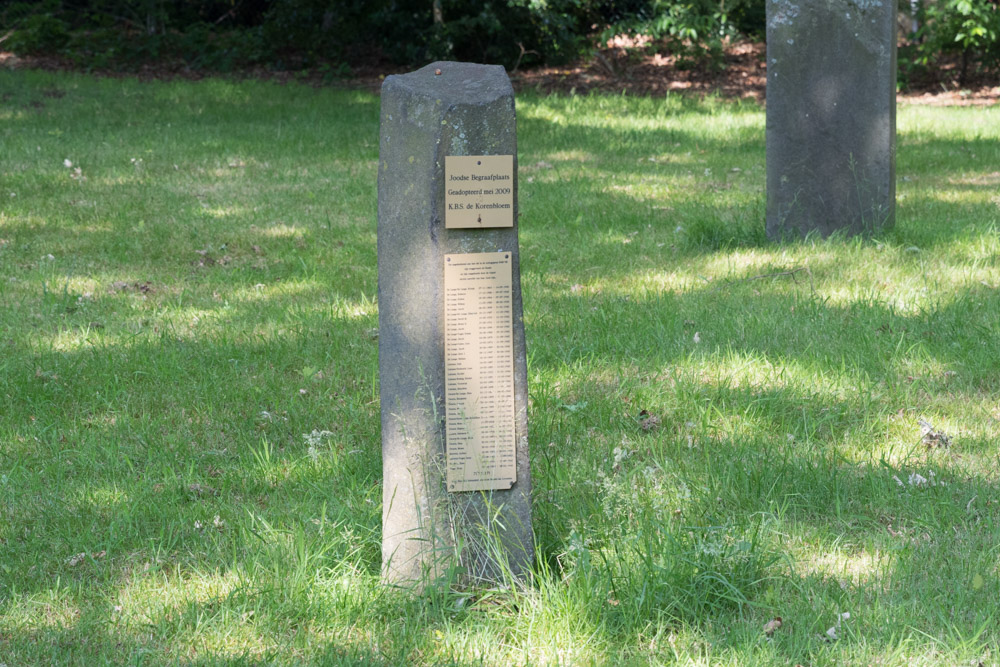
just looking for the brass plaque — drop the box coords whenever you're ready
[445,155,514,228]
[444,252,516,492]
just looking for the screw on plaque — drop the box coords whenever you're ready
[477,215,482,224]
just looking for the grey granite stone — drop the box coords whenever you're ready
[766,0,897,238]
[378,62,533,585]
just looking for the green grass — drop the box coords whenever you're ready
[1,70,999,665]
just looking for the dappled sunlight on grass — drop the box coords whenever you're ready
[256,223,308,238]
[204,204,251,220]
[81,410,126,429]
[922,188,1000,205]
[539,149,594,162]
[40,324,116,352]
[566,109,763,135]
[2,589,83,633]
[793,543,895,587]
[948,171,1000,187]
[90,174,145,187]
[3,72,1000,664]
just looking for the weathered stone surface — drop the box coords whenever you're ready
[378,62,533,585]
[766,0,897,238]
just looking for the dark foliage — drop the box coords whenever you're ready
[1,0,997,80]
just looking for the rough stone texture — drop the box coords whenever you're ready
[766,0,897,238]
[378,62,533,585]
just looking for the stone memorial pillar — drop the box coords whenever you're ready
[377,62,533,585]
[766,0,897,238]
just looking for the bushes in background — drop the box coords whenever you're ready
[1,0,998,81]
[903,0,1000,83]
[0,0,593,71]
[0,0,751,72]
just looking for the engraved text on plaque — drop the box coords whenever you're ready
[444,252,516,491]
[445,155,514,229]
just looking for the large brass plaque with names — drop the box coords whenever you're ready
[445,155,514,228]
[444,252,516,492]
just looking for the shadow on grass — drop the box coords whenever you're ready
[529,383,998,663]
[2,74,999,661]
[517,101,999,250]
[8,269,995,660]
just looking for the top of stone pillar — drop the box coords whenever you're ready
[382,61,512,106]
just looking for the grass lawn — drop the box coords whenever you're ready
[1,69,999,665]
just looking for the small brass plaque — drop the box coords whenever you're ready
[445,155,514,228]
[444,252,516,492]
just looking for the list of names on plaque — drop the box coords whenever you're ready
[444,252,516,492]
[445,155,514,229]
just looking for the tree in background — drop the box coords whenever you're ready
[921,0,999,82]
[1,0,996,83]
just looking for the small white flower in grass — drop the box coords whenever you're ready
[303,429,334,446]
[194,520,204,531]
[212,515,225,530]
[613,446,630,467]
[63,159,73,168]
[892,475,904,487]
[693,332,701,343]
[697,534,725,557]
[908,472,928,487]
[304,429,335,461]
